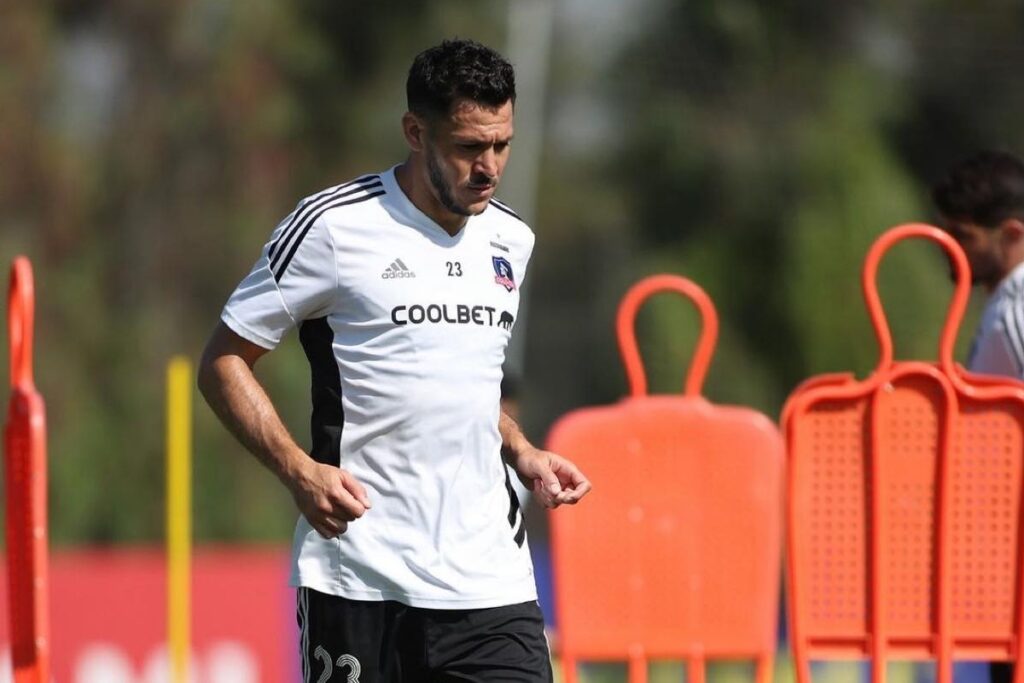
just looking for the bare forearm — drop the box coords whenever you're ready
[197,322,369,538]
[499,409,532,466]
[198,355,309,489]
[498,408,592,507]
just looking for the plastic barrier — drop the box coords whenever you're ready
[783,224,1024,683]
[3,258,50,683]
[548,274,784,683]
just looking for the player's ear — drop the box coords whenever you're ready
[999,218,1024,244]
[402,112,427,152]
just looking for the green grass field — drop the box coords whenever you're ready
[553,655,921,683]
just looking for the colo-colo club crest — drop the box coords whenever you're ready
[492,256,516,292]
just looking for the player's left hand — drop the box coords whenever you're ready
[512,447,591,509]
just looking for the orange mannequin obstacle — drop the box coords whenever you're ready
[784,224,1024,683]
[548,274,784,683]
[4,258,51,683]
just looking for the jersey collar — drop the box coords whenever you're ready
[382,165,471,243]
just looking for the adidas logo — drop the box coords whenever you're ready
[381,258,416,279]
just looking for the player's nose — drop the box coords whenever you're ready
[475,148,499,180]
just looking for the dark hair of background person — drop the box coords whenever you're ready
[406,38,516,121]
[932,150,1024,229]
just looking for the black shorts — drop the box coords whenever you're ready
[296,587,553,682]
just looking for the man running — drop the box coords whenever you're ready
[198,38,590,682]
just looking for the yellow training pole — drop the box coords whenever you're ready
[166,356,192,682]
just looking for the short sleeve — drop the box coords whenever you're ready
[516,229,536,288]
[221,213,337,349]
[969,308,1024,379]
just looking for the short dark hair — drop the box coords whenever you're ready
[406,39,516,121]
[932,150,1024,228]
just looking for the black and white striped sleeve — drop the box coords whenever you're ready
[221,211,338,350]
[970,303,1024,379]
[1001,300,1024,378]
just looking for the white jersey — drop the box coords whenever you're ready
[221,166,538,608]
[967,261,1024,379]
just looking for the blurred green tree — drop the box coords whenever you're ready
[3,0,1024,545]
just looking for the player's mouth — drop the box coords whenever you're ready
[466,183,495,198]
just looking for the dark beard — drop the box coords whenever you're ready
[427,150,472,217]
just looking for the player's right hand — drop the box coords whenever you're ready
[289,461,372,539]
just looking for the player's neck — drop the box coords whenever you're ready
[987,254,1024,294]
[395,160,468,237]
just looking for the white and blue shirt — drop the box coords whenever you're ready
[967,261,1024,378]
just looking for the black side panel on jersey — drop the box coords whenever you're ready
[503,464,526,547]
[299,317,344,466]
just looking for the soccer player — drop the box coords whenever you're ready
[932,149,1024,683]
[198,38,591,682]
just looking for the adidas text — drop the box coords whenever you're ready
[381,259,416,279]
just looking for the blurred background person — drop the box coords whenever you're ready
[932,149,1024,683]
[933,150,1024,380]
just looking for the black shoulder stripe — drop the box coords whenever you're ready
[269,175,381,266]
[269,179,383,273]
[488,199,523,222]
[269,178,375,265]
[268,175,380,263]
[273,189,387,282]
